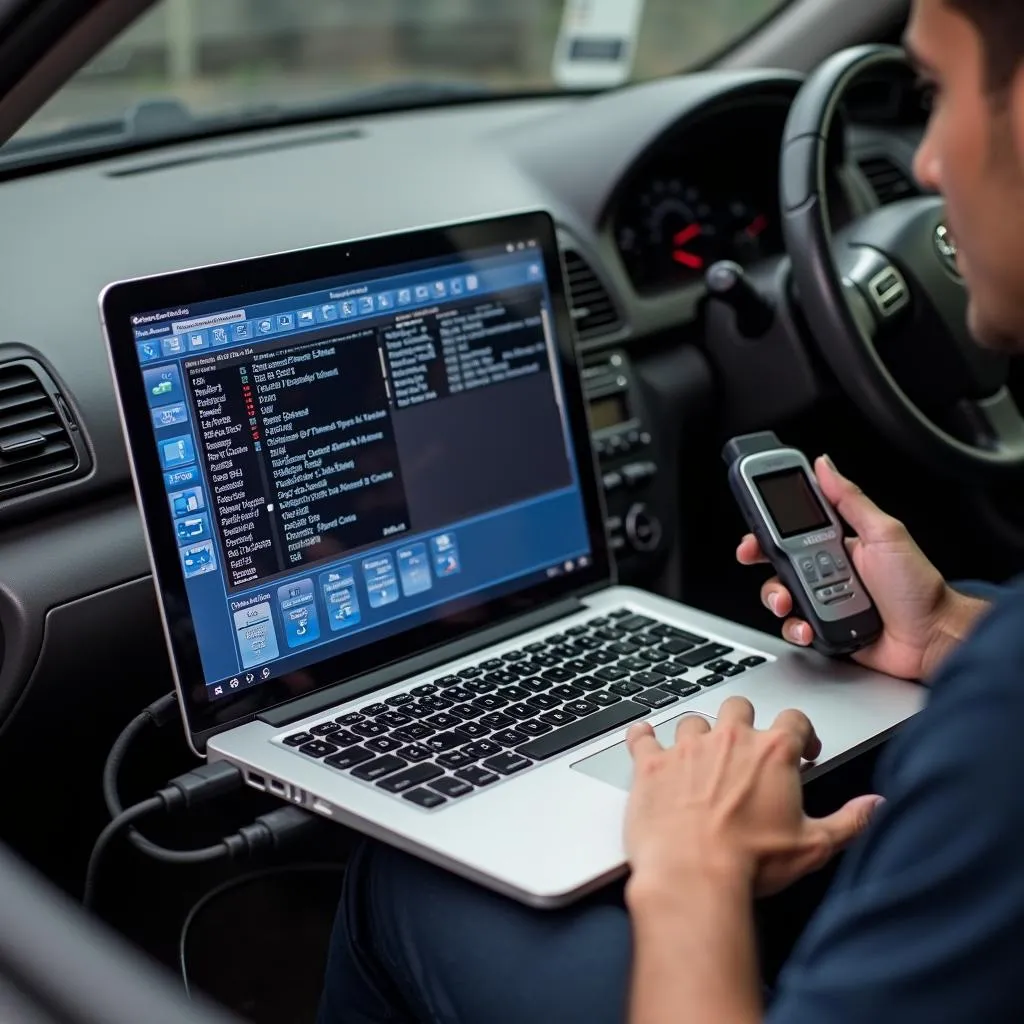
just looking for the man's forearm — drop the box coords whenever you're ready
[626,871,763,1024]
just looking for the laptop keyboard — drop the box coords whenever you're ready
[278,609,768,810]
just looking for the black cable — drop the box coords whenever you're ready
[178,863,345,1000]
[83,796,166,911]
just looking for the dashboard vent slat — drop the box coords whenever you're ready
[561,248,622,341]
[858,156,919,205]
[0,361,79,495]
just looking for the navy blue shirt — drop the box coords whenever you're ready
[767,582,1024,1023]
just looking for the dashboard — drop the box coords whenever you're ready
[0,65,928,882]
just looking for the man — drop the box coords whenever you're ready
[317,1,1024,1020]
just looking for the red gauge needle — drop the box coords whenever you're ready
[672,223,704,269]
[746,214,769,238]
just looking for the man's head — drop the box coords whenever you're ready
[908,0,1024,350]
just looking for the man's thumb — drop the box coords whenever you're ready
[818,794,885,855]
[815,456,899,545]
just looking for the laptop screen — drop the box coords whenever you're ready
[103,212,611,744]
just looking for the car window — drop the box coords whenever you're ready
[6,0,787,159]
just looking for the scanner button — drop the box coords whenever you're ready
[815,552,837,577]
[834,552,849,572]
[799,557,818,583]
[816,586,834,601]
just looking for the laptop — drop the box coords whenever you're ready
[100,210,924,907]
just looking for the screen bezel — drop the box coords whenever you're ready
[753,467,831,540]
[101,210,612,746]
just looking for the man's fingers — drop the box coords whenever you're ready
[675,713,712,742]
[626,722,662,763]
[761,579,791,617]
[814,795,885,858]
[716,696,755,728]
[782,618,814,646]
[771,709,821,762]
[736,534,768,566]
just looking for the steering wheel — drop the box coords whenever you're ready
[781,44,1024,481]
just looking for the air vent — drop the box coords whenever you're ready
[561,248,621,341]
[0,361,79,494]
[858,155,919,205]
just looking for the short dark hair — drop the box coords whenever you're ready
[947,0,1024,90]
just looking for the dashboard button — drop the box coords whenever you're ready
[603,471,623,492]
[626,504,662,553]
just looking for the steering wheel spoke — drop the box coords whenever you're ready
[953,388,1024,457]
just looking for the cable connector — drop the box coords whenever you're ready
[157,761,245,812]
[223,806,321,860]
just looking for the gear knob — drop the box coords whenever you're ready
[705,260,774,337]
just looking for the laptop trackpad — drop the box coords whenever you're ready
[571,712,715,792]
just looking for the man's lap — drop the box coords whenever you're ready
[318,840,632,1024]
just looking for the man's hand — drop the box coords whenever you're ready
[737,455,988,681]
[623,697,882,902]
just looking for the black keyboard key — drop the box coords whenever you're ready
[429,777,474,799]
[409,683,438,696]
[596,665,629,682]
[677,643,734,667]
[517,719,553,736]
[639,649,670,664]
[436,749,477,770]
[328,728,361,747]
[740,656,767,668]
[545,632,568,645]
[588,691,623,708]
[377,763,443,793]
[445,685,475,703]
[617,656,648,672]
[697,673,725,687]
[572,635,603,651]
[649,624,708,644]
[540,709,577,727]
[463,740,502,760]
[721,663,746,677]
[464,679,497,695]
[595,627,627,643]
[618,614,656,632]
[573,675,604,692]
[610,680,644,697]
[659,638,697,656]
[351,755,406,782]
[379,711,412,729]
[483,752,533,775]
[628,633,660,648]
[458,665,483,679]
[609,607,631,619]
[544,667,577,684]
[527,693,560,711]
[474,694,508,712]
[385,693,414,707]
[657,662,690,677]
[527,653,559,669]
[418,695,453,712]
[505,703,537,721]
[361,703,390,716]
[403,703,435,720]
[454,721,489,740]
[586,616,610,629]
[566,624,589,637]
[632,671,666,688]
[608,641,641,657]
[437,675,461,688]
[498,685,532,701]
[551,683,585,701]
[706,659,737,674]
[502,649,528,662]
[403,788,446,809]
[518,701,648,760]
[335,712,364,726]
[634,688,679,710]
[456,765,500,787]
[325,746,374,770]
[311,721,342,737]
[400,743,433,763]
[504,662,534,680]
[392,723,433,742]
[524,641,547,653]
[520,677,552,693]
[481,658,504,670]
[485,670,519,686]
[298,739,339,758]
[583,649,617,666]
[450,702,482,722]
[352,720,388,738]
[480,711,514,730]
[662,680,702,698]
[562,659,592,675]
[493,728,528,747]
[424,732,464,753]
[565,699,598,717]
[283,731,315,747]
[366,736,404,754]
[425,712,461,731]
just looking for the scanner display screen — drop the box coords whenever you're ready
[755,468,830,539]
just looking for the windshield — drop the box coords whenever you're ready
[6,0,786,158]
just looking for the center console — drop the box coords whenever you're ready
[582,350,668,573]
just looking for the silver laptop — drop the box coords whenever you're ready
[99,210,924,907]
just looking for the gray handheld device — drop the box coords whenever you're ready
[723,432,883,656]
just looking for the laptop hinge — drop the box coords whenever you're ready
[258,596,587,728]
